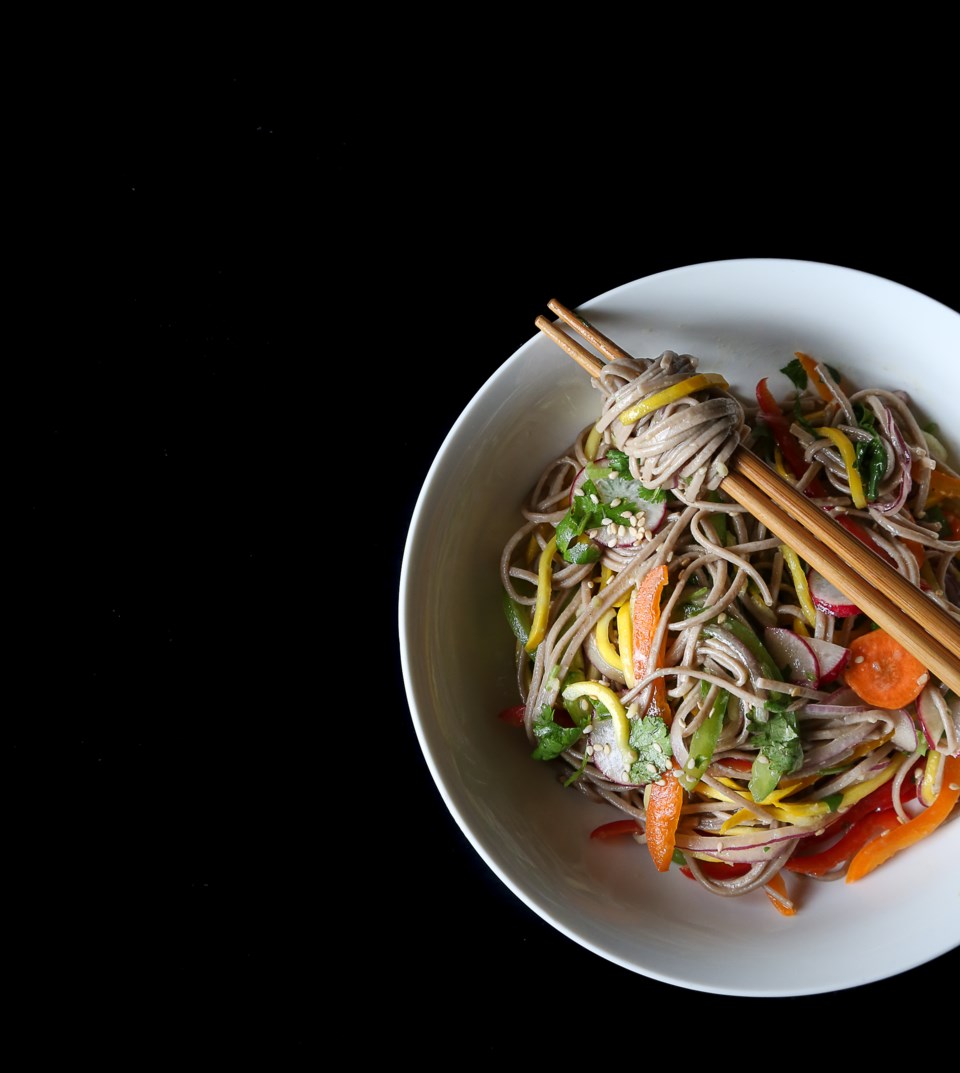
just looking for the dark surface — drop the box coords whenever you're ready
[20,69,958,1054]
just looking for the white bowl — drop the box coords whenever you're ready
[399,259,960,996]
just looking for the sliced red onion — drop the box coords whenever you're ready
[676,826,813,860]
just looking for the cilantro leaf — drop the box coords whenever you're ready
[781,357,842,391]
[627,714,673,784]
[531,704,583,761]
[780,358,807,392]
[747,709,802,801]
[555,469,663,564]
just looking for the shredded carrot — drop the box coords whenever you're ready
[763,872,797,916]
[903,539,924,569]
[926,468,960,506]
[645,768,684,872]
[843,628,930,709]
[795,352,834,402]
[632,564,671,723]
[846,755,960,883]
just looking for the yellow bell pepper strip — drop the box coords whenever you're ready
[780,544,817,627]
[795,351,834,402]
[561,680,636,764]
[632,565,671,723]
[584,424,602,461]
[617,602,635,687]
[919,750,942,807]
[815,426,867,508]
[620,374,728,426]
[594,608,623,672]
[845,753,960,883]
[525,535,557,652]
[645,766,684,872]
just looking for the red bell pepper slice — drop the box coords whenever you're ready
[590,819,642,840]
[756,378,827,493]
[680,859,751,880]
[785,807,900,876]
[497,704,525,726]
[786,768,920,876]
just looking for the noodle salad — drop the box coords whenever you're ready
[498,347,960,914]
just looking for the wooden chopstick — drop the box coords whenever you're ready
[537,300,960,695]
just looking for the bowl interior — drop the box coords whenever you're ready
[399,260,960,996]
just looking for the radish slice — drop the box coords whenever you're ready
[807,568,860,617]
[884,708,919,752]
[589,716,637,785]
[804,636,850,686]
[763,627,820,686]
[916,688,945,749]
[569,465,668,544]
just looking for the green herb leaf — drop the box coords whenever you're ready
[627,714,673,784]
[781,357,807,392]
[747,709,802,800]
[531,704,583,761]
[853,403,887,502]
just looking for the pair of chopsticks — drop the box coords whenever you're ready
[535,299,960,695]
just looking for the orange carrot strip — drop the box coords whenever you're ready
[764,872,797,916]
[926,469,960,506]
[632,564,671,724]
[845,754,960,883]
[843,628,930,710]
[795,352,834,402]
[645,768,684,873]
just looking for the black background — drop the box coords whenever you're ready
[19,65,958,1055]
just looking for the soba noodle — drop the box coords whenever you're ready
[499,348,960,904]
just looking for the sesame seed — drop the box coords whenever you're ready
[716,840,724,851]
[610,498,622,507]
[617,524,627,537]
[621,770,629,780]
[917,673,929,687]
[585,745,594,756]
[652,742,662,753]
[854,655,864,664]
[646,762,656,773]
[601,517,612,526]
[590,494,599,504]
[603,743,611,755]
[757,754,769,764]
[685,758,696,769]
